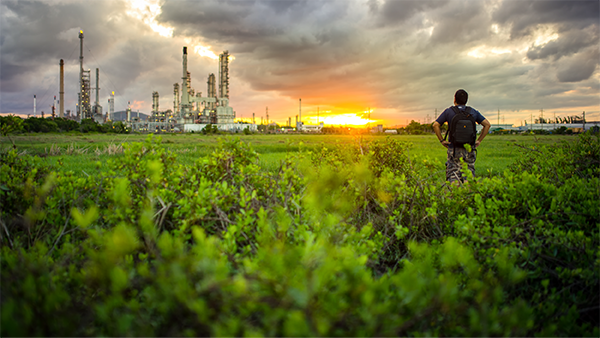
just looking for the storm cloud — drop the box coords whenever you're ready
[1,0,598,125]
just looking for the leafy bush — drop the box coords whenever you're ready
[1,134,598,336]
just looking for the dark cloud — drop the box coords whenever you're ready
[374,0,449,27]
[428,0,488,45]
[556,51,598,83]
[493,1,599,38]
[0,62,28,92]
[0,0,188,115]
[0,0,129,87]
[526,27,599,61]
[261,0,307,14]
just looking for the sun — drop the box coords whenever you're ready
[304,110,376,127]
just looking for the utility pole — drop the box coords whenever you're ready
[583,111,586,131]
[540,108,544,131]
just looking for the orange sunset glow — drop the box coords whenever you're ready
[303,112,377,127]
[235,107,381,127]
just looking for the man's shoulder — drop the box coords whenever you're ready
[466,106,480,113]
[466,106,485,122]
[436,107,455,124]
[442,106,456,115]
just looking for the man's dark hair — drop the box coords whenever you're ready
[455,89,468,105]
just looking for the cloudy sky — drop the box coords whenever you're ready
[1,0,598,126]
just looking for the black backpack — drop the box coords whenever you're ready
[444,106,477,147]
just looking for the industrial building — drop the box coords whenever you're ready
[130,47,256,133]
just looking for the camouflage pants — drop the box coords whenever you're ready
[446,146,476,183]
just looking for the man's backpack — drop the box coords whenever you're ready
[444,106,477,147]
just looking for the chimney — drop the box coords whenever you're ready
[59,59,64,117]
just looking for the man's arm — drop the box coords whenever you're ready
[433,121,450,148]
[475,119,491,147]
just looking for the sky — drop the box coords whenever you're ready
[1,0,599,127]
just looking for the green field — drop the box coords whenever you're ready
[1,132,575,178]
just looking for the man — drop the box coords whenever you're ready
[433,89,491,183]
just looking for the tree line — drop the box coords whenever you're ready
[0,115,128,134]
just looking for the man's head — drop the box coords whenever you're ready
[454,89,468,105]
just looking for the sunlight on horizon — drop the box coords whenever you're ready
[304,113,376,127]
[234,112,379,127]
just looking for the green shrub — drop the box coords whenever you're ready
[1,134,598,336]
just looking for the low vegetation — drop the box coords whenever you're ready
[1,130,598,336]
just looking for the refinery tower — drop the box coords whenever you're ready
[171,47,235,124]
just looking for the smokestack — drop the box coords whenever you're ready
[127,101,131,122]
[79,30,84,119]
[181,47,189,110]
[252,112,255,124]
[266,107,269,124]
[33,95,36,117]
[59,59,64,117]
[95,68,100,107]
[53,96,57,118]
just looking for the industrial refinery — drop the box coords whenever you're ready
[131,46,254,133]
[57,31,256,133]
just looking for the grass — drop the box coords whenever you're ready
[1,132,574,178]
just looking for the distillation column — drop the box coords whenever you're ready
[173,83,180,115]
[152,91,159,113]
[109,91,115,121]
[219,51,230,99]
[207,74,216,109]
[78,31,91,119]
